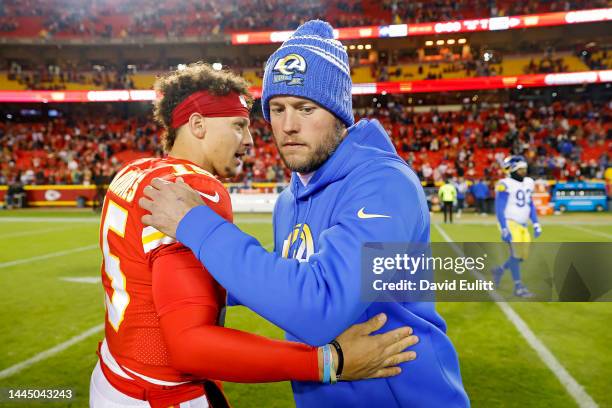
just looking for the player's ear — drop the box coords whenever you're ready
[188,113,206,140]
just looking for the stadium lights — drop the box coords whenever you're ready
[233,8,612,44]
[365,44,372,50]
[212,62,223,71]
[357,45,364,50]
[425,40,434,46]
[447,39,456,45]
[177,64,187,71]
[436,40,445,45]
[349,45,356,50]
[3,70,611,102]
[458,38,467,44]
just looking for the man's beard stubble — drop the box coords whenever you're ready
[275,121,345,174]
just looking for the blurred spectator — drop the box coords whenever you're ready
[470,179,490,215]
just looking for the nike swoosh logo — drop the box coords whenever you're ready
[198,191,220,203]
[357,207,391,219]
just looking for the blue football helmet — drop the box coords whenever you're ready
[502,155,527,174]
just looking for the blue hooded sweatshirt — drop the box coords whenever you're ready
[177,119,469,407]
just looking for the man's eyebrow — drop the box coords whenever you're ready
[233,118,249,126]
[292,100,315,108]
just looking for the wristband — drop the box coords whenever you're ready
[322,344,331,384]
[330,350,338,384]
[330,340,344,378]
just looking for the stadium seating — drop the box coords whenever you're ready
[0,52,599,91]
[1,101,609,186]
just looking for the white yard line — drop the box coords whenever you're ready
[0,324,104,379]
[233,217,273,224]
[0,226,74,239]
[0,245,98,269]
[433,223,598,408]
[434,220,612,226]
[0,217,98,223]
[566,224,612,240]
[60,277,101,284]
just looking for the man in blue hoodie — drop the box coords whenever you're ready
[140,20,469,407]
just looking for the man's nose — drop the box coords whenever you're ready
[242,128,254,149]
[282,109,299,135]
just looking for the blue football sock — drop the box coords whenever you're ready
[509,257,521,285]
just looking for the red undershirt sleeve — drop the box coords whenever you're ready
[151,249,319,383]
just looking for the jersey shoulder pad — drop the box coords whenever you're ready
[495,180,508,192]
[179,173,233,223]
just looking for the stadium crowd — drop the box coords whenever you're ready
[0,0,608,38]
[6,46,608,91]
[7,61,136,91]
[1,101,609,192]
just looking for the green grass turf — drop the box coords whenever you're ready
[0,211,610,407]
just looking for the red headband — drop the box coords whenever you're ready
[171,90,249,129]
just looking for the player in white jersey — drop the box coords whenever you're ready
[492,156,542,298]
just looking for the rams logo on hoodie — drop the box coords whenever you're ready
[281,223,314,261]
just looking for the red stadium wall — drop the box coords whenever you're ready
[0,185,98,207]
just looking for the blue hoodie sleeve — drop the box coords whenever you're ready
[176,166,426,346]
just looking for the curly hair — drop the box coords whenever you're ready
[153,62,253,152]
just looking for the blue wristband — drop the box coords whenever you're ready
[322,345,331,384]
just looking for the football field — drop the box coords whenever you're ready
[0,210,610,407]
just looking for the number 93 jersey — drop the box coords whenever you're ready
[496,177,535,225]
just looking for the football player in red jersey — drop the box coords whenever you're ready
[90,63,419,408]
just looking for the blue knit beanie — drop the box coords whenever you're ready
[261,20,354,127]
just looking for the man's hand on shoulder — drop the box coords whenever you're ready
[140,177,206,238]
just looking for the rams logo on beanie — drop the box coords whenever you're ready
[273,53,307,86]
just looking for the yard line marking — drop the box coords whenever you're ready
[60,276,101,284]
[233,217,274,224]
[434,223,598,408]
[566,224,612,240]
[0,324,104,380]
[0,217,99,223]
[0,226,74,239]
[433,219,612,226]
[0,245,98,269]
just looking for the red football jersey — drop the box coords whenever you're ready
[99,156,231,382]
